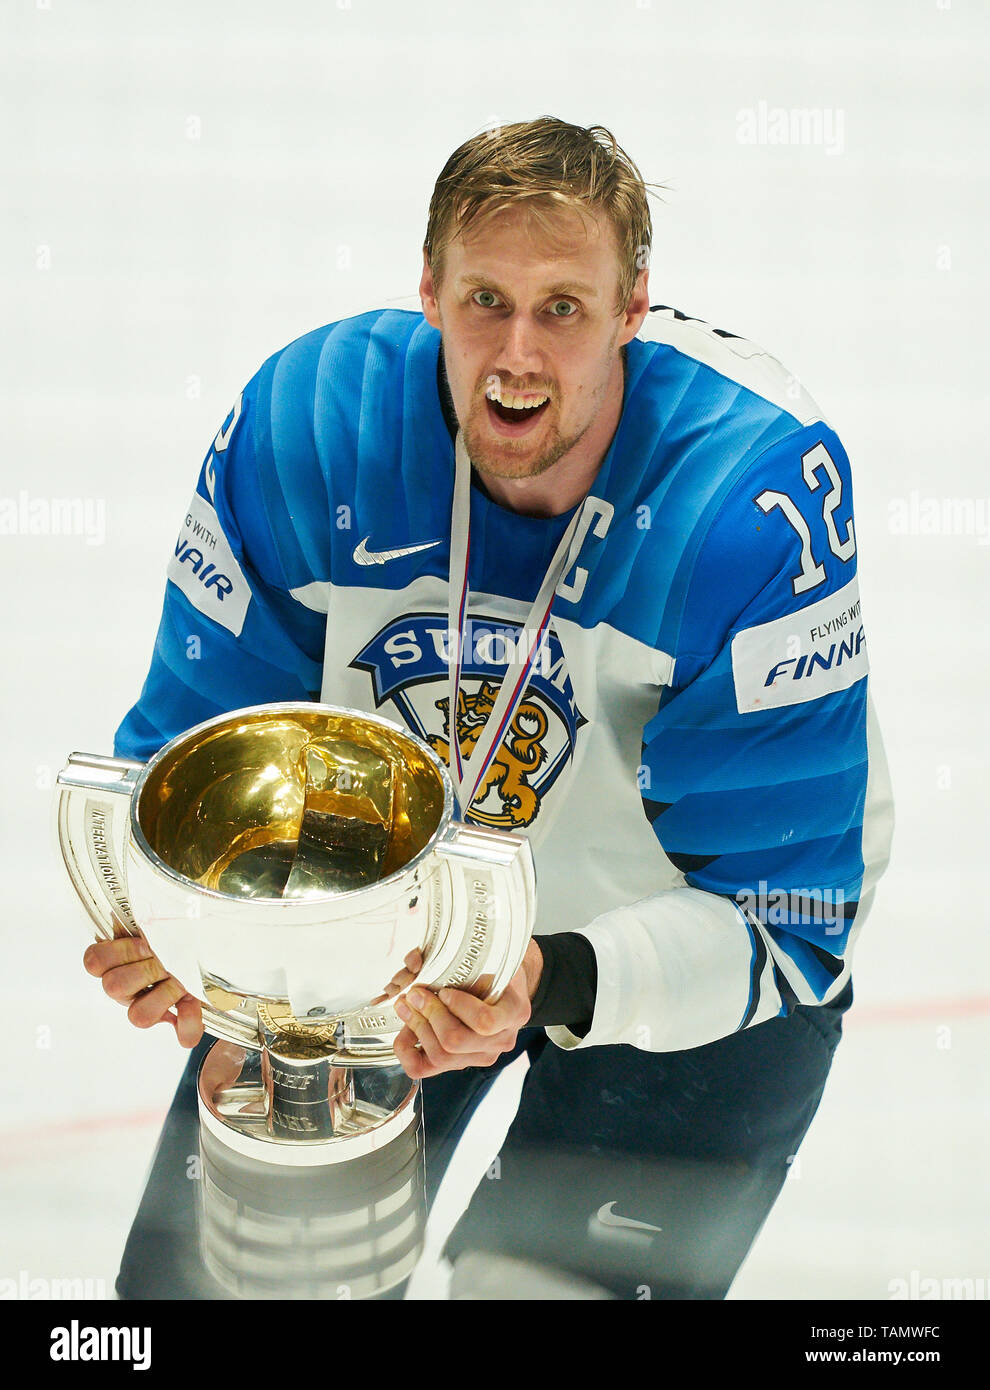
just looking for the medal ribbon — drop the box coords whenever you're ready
[446,429,594,818]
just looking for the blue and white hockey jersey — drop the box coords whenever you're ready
[114,303,894,1054]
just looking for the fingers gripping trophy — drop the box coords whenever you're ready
[55,703,536,1299]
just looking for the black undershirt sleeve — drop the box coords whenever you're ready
[528,932,598,1038]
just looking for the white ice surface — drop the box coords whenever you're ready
[2,0,988,1302]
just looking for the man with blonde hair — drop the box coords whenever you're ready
[87,116,892,1299]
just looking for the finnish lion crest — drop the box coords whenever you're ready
[352,614,585,828]
[429,679,549,829]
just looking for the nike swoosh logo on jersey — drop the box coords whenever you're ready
[595,1202,663,1234]
[352,536,442,566]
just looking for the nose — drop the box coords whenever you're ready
[493,310,545,386]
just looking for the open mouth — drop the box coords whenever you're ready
[490,397,549,423]
[485,389,551,434]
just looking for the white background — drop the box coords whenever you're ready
[2,0,987,1301]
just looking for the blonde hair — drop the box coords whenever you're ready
[424,116,663,314]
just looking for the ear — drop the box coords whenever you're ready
[618,265,651,347]
[420,247,442,330]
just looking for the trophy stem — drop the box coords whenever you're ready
[259,1013,358,1141]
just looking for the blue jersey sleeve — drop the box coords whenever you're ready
[556,423,893,1053]
[640,422,887,1020]
[113,357,328,762]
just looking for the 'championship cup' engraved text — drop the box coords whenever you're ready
[448,878,493,986]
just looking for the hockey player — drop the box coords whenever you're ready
[83,117,893,1299]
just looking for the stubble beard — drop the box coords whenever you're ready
[463,400,589,483]
[463,344,622,483]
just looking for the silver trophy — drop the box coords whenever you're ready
[55,703,536,1298]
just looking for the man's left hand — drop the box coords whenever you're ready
[392,939,543,1079]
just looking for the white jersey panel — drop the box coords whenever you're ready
[317,577,681,939]
[636,306,828,430]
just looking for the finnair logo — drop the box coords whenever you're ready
[50,1319,151,1371]
[173,540,234,598]
[763,625,866,687]
[732,576,869,714]
[166,491,250,637]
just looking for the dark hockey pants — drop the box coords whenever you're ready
[117,980,850,1301]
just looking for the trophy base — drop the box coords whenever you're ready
[197,1041,420,1164]
[196,1043,426,1299]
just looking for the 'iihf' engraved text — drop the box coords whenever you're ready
[268,1067,310,1092]
[270,1109,320,1134]
[354,1012,389,1030]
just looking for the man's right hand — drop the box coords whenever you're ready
[82,933,204,1048]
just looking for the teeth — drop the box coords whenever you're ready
[486,383,549,410]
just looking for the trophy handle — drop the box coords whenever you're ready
[55,753,263,1051]
[56,753,144,941]
[429,822,537,1002]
